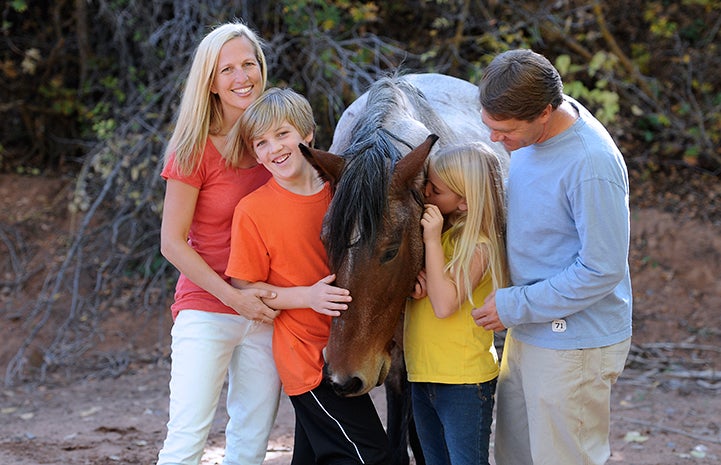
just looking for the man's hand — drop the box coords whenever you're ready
[410,269,427,300]
[471,290,506,331]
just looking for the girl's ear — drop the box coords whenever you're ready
[458,198,468,212]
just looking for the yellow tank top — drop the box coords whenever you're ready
[403,232,499,384]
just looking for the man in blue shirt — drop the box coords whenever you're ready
[472,49,632,465]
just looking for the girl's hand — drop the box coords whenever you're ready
[421,204,444,244]
[306,274,352,316]
[410,269,428,300]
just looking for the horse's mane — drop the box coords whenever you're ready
[324,75,455,272]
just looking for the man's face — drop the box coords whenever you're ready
[480,108,549,152]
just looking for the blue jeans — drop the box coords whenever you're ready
[411,380,497,465]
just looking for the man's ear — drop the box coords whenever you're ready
[538,103,553,123]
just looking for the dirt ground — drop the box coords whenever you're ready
[1,170,721,465]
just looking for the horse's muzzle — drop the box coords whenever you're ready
[322,362,364,396]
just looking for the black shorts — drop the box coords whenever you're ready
[289,379,390,465]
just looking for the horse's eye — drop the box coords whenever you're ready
[380,247,399,263]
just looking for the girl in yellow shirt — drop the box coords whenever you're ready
[404,142,509,465]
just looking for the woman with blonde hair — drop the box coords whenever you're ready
[157,22,280,465]
[404,142,509,465]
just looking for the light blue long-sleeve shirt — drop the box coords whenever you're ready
[496,97,632,350]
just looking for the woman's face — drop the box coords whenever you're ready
[211,36,263,124]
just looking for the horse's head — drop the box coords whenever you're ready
[301,134,438,396]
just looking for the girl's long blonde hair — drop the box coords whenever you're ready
[428,142,509,305]
[163,21,267,176]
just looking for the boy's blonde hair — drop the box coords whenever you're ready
[164,21,267,175]
[428,142,509,305]
[230,87,316,157]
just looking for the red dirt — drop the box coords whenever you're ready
[1,172,720,464]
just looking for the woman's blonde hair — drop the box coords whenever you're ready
[164,21,267,175]
[428,142,509,305]
[231,87,316,156]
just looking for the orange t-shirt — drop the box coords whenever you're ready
[161,140,271,319]
[226,178,332,396]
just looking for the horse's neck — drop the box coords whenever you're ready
[384,118,431,154]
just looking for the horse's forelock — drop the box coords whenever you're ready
[324,77,430,272]
[325,134,400,272]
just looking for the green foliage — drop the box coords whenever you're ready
[3,0,721,175]
[556,53,620,125]
[10,0,27,13]
[636,113,671,143]
[644,9,677,38]
[281,0,378,34]
[92,119,117,140]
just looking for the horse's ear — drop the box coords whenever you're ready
[391,134,439,190]
[299,144,345,186]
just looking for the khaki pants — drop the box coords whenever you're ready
[494,334,631,465]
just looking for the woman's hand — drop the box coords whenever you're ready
[162,180,280,323]
[226,286,280,324]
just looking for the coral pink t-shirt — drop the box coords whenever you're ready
[161,140,271,319]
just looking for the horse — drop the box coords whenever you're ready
[300,73,508,463]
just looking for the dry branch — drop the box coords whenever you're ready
[622,342,721,391]
[591,1,656,100]
[616,417,721,446]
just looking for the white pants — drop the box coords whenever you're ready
[157,310,281,465]
[494,334,631,465]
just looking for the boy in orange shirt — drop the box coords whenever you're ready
[225,87,390,465]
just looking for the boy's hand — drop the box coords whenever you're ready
[307,274,352,316]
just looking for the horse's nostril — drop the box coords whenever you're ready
[330,376,363,397]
